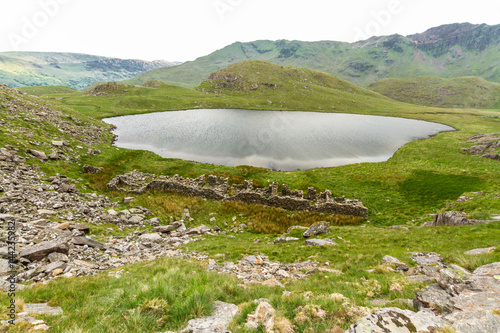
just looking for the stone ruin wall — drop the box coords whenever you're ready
[107,171,368,218]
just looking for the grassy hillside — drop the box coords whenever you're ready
[2,66,500,331]
[197,60,402,112]
[25,61,500,227]
[0,51,179,90]
[369,76,500,108]
[126,23,500,89]
[53,61,405,119]
[17,85,80,96]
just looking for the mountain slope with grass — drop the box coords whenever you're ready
[126,23,500,88]
[1,62,500,332]
[44,61,406,119]
[196,60,402,112]
[0,51,180,90]
[369,76,500,108]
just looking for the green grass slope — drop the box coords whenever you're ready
[17,85,80,96]
[126,23,500,88]
[48,61,406,119]
[2,72,500,332]
[369,76,500,108]
[197,60,402,112]
[25,60,500,226]
[0,51,178,90]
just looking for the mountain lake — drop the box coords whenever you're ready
[104,109,455,171]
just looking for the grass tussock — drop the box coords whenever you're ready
[221,201,363,234]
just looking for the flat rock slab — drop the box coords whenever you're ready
[72,236,105,249]
[305,238,337,246]
[445,310,500,333]
[180,301,238,333]
[451,262,500,312]
[20,239,69,261]
[347,307,445,333]
[24,303,63,316]
[153,225,176,233]
[464,247,497,255]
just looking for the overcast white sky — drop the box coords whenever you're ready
[0,0,499,62]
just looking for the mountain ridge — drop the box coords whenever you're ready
[126,22,500,88]
[0,51,180,89]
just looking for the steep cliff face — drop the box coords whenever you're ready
[0,52,180,89]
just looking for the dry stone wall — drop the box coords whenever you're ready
[107,171,368,217]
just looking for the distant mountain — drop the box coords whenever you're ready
[0,52,180,89]
[126,23,500,88]
[369,76,500,109]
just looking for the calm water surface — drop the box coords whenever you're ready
[104,109,455,171]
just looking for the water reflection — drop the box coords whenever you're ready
[104,109,454,171]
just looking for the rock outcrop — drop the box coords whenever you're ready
[461,132,500,162]
[350,254,500,333]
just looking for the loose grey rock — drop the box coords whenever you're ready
[72,224,90,233]
[347,307,445,333]
[303,221,329,238]
[43,261,67,273]
[147,217,161,226]
[186,224,210,235]
[153,225,176,233]
[382,255,409,271]
[47,252,69,263]
[72,236,105,249]
[26,149,48,161]
[305,238,337,246]
[139,233,162,242]
[464,247,496,255]
[180,301,238,333]
[410,252,443,266]
[24,303,63,316]
[128,214,144,224]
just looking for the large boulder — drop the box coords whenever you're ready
[20,239,69,261]
[432,211,471,226]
